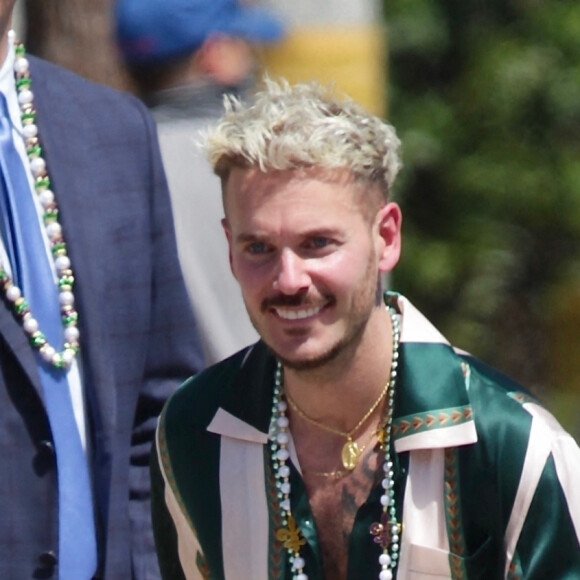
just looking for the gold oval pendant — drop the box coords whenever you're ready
[341,440,360,470]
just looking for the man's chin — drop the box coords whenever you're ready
[267,317,370,373]
[271,343,342,372]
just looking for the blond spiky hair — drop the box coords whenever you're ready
[204,77,402,199]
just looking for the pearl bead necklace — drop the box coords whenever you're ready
[269,305,402,580]
[0,36,79,369]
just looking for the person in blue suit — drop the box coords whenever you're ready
[0,2,204,578]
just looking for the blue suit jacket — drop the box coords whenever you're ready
[0,56,204,579]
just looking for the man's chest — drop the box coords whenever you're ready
[304,452,383,580]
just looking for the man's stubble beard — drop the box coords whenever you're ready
[246,253,382,372]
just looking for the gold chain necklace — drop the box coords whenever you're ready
[306,426,381,478]
[286,379,389,471]
[270,304,402,579]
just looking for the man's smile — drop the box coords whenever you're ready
[273,304,324,320]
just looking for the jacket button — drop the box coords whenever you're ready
[34,440,56,476]
[38,550,57,567]
[39,440,54,455]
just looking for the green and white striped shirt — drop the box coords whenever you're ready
[152,293,580,579]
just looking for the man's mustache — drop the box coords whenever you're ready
[261,293,335,311]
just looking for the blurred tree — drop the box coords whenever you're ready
[386,0,580,437]
[24,0,132,90]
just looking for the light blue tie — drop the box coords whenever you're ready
[0,92,97,579]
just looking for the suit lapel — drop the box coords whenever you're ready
[0,298,42,391]
[29,58,116,455]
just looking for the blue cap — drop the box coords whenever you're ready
[115,0,285,64]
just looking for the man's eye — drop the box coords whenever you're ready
[305,237,330,249]
[247,242,269,255]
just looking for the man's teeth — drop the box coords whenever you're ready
[275,305,322,320]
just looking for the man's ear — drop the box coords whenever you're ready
[221,218,236,278]
[375,202,402,273]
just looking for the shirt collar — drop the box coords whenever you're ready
[392,294,477,451]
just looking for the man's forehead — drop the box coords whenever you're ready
[223,166,383,222]
[226,166,358,189]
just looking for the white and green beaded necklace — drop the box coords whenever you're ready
[269,305,402,580]
[0,35,79,369]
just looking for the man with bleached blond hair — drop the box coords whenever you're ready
[151,78,580,580]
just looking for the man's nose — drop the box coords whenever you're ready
[274,249,311,294]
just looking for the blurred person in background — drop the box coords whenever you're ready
[151,78,580,580]
[0,1,204,578]
[115,0,285,364]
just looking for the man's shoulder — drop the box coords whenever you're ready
[461,353,560,446]
[28,55,147,121]
[464,355,538,409]
[29,55,126,97]
[161,344,262,429]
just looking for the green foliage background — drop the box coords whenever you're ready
[385,0,580,438]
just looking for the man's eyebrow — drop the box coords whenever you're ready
[235,227,342,244]
[235,232,266,244]
[298,227,343,239]
[305,227,339,235]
